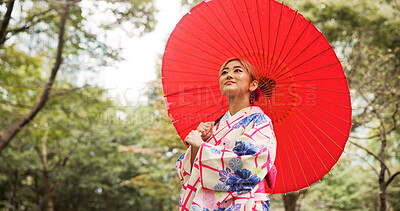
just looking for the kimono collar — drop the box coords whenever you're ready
[220,106,264,125]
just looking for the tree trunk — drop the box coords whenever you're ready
[41,124,54,211]
[283,192,300,211]
[0,0,16,48]
[0,0,71,153]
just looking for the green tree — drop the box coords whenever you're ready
[0,0,157,152]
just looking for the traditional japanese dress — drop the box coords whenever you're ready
[176,106,277,211]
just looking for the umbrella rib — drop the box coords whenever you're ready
[275,131,286,193]
[273,46,331,80]
[243,0,263,70]
[295,91,352,110]
[290,85,350,94]
[163,69,217,77]
[167,95,223,111]
[270,21,311,75]
[282,121,310,190]
[267,0,271,75]
[163,85,219,97]
[290,116,324,181]
[163,57,217,71]
[272,33,324,79]
[286,121,314,188]
[270,9,298,75]
[203,2,250,61]
[189,6,244,58]
[293,107,339,163]
[229,0,262,69]
[277,61,340,82]
[176,103,229,135]
[277,77,348,85]
[166,45,223,66]
[163,80,220,84]
[170,33,229,61]
[300,105,351,146]
[291,112,330,173]
[267,2,284,77]
[180,17,234,59]
[279,122,299,191]
[255,0,266,73]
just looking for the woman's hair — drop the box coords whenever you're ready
[219,58,262,104]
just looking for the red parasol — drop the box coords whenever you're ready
[162,0,352,193]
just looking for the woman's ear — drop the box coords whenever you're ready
[249,80,259,92]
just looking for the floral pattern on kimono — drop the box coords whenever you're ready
[176,106,277,211]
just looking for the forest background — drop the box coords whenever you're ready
[0,0,399,210]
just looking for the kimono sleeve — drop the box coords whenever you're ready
[175,147,193,186]
[197,114,276,192]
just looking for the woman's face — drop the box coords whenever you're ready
[219,60,257,98]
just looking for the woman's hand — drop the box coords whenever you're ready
[196,122,214,141]
[185,130,204,148]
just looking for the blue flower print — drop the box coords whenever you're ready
[225,169,261,185]
[211,204,241,211]
[228,158,243,171]
[262,200,270,211]
[230,203,242,211]
[190,204,201,211]
[210,147,221,154]
[218,168,231,183]
[177,153,185,162]
[232,140,259,156]
[214,183,228,191]
[232,113,268,129]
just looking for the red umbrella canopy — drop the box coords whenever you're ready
[162,0,352,193]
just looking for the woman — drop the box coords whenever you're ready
[176,58,277,211]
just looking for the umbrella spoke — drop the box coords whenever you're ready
[291,113,330,173]
[272,33,324,79]
[273,46,332,80]
[202,2,249,60]
[278,122,299,190]
[167,45,221,66]
[230,0,263,70]
[163,57,218,71]
[277,77,347,85]
[277,61,340,82]
[163,69,217,77]
[269,20,311,77]
[163,85,220,97]
[267,2,284,76]
[182,13,235,59]
[290,117,323,181]
[270,9,298,76]
[255,0,266,73]
[286,121,315,189]
[170,33,228,62]
[293,108,339,163]
[294,91,352,111]
[298,104,351,144]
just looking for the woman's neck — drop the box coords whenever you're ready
[227,95,250,116]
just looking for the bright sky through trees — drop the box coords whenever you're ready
[79,0,184,107]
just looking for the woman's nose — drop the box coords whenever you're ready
[226,71,233,79]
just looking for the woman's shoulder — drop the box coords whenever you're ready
[249,106,272,122]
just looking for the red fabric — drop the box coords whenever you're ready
[162,0,352,193]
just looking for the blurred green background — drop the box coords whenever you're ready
[0,0,399,210]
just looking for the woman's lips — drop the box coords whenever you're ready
[225,81,235,85]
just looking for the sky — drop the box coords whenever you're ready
[87,0,187,107]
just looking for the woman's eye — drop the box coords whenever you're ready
[234,69,242,72]
[221,71,227,75]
